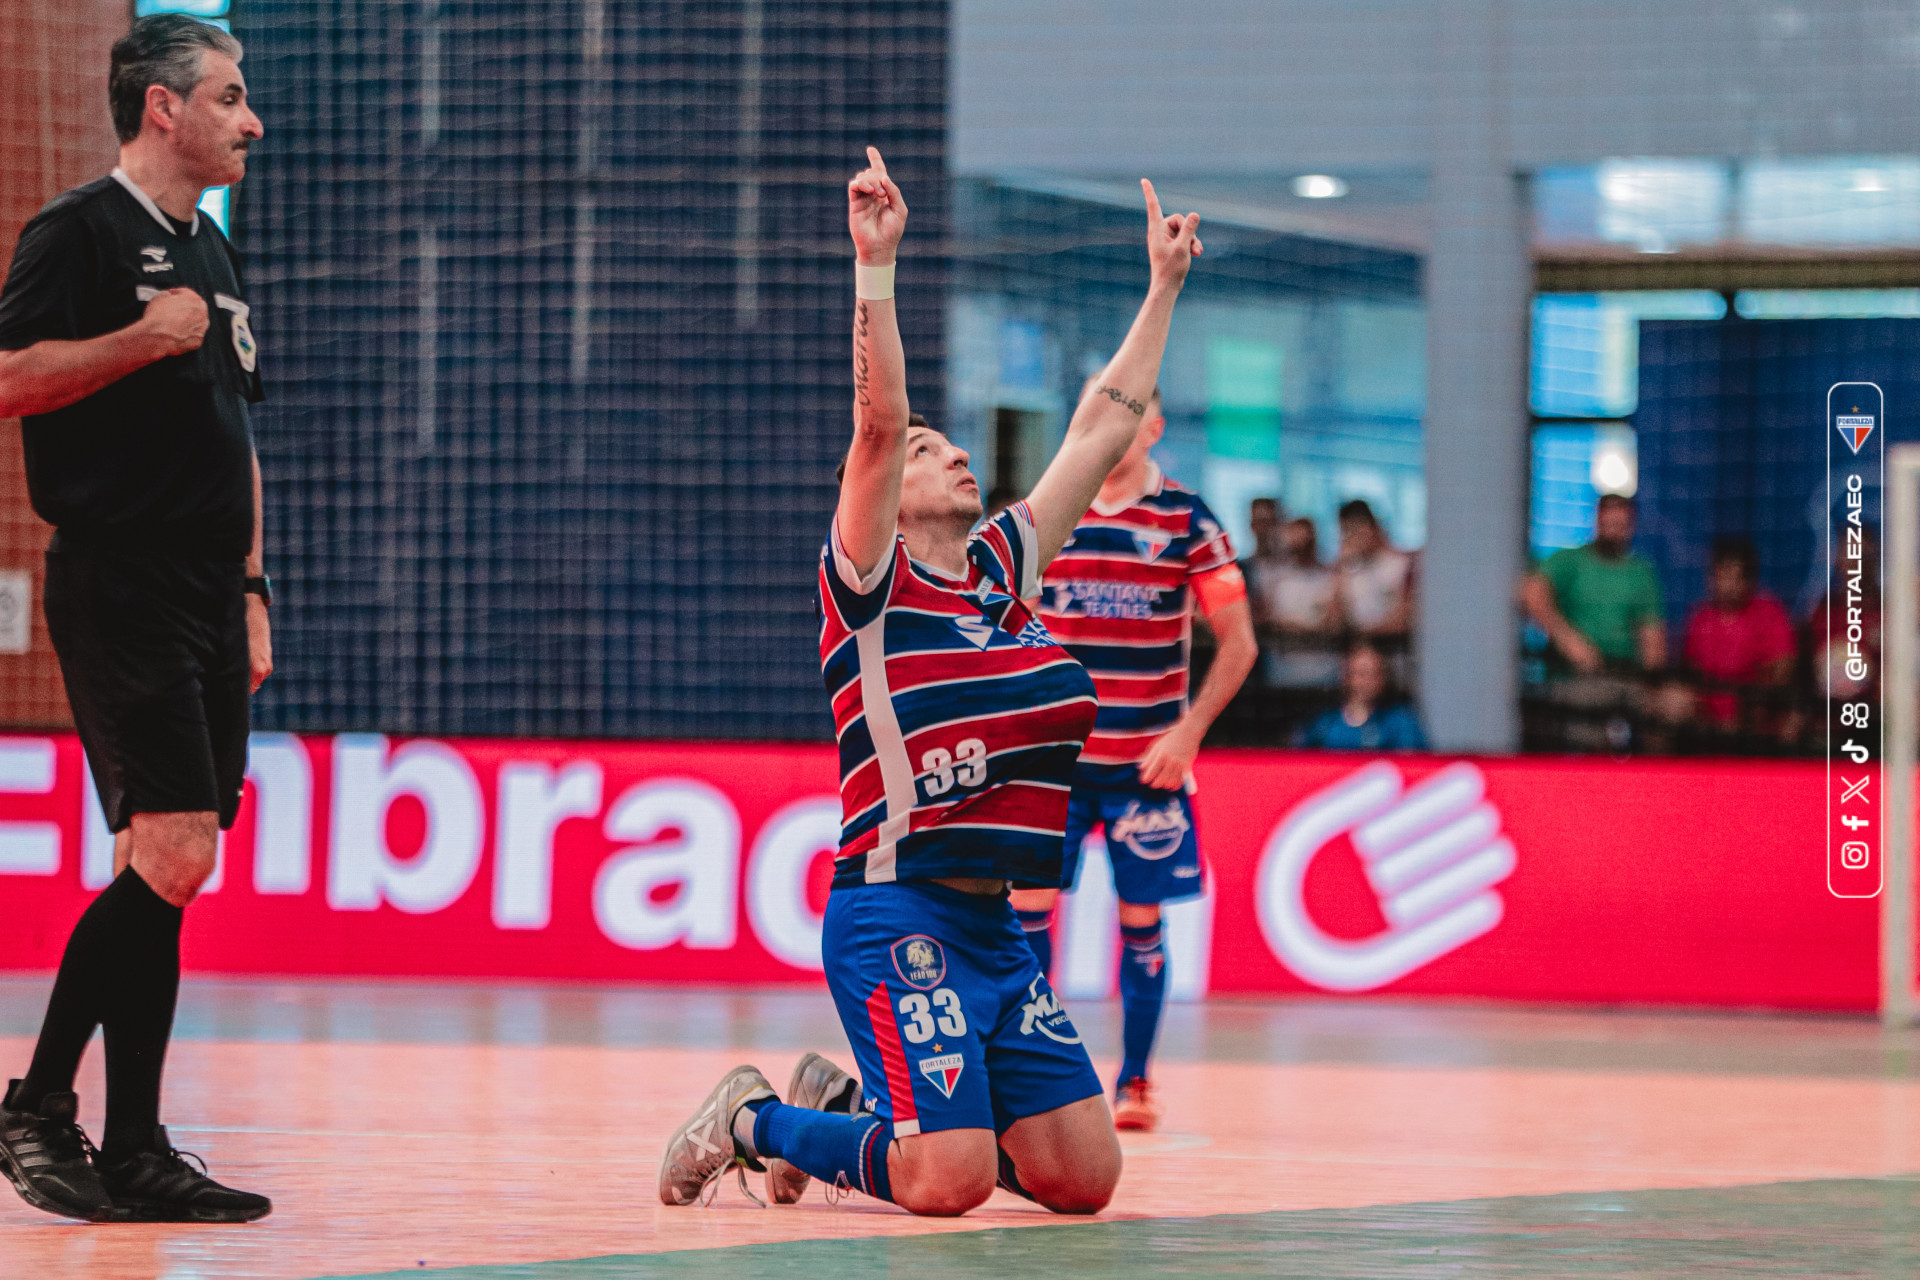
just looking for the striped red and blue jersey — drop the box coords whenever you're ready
[819,501,1099,889]
[1036,467,1236,784]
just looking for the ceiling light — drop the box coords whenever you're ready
[1291,174,1348,199]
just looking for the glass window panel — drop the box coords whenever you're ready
[1594,159,1730,253]
[1532,291,1725,418]
[1735,288,1920,319]
[1532,167,1603,245]
[136,0,232,15]
[1335,302,1424,417]
[996,317,1045,390]
[1739,157,1920,247]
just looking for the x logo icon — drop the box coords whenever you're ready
[1841,776,1871,805]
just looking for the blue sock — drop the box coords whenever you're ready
[748,1100,893,1202]
[1118,919,1167,1087]
[1016,907,1054,974]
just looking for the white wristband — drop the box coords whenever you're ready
[855,262,895,300]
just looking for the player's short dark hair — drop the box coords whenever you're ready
[1710,533,1759,575]
[111,14,243,144]
[836,413,928,485]
[1337,499,1379,527]
[1596,492,1635,514]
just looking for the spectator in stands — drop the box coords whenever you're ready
[1242,498,1284,627]
[1256,517,1342,687]
[1522,494,1666,674]
[1246,497,1282,574]
[1296,640,1427,750]
[1334,500,1413,641]
[1682,535,1794,730]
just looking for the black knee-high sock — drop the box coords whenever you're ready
[98,870,183,1161]
[17,868,182,1158]
[19,873,129,1106]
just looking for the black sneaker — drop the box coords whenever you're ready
[96,1126,271,1224]
[0,1079,113,1222]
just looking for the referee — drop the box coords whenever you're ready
[0,16,271,1223]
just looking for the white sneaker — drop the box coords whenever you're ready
[657,1065,777,1206]
[766,1052,864,1205]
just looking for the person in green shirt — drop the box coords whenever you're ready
[1523,494,1667,673]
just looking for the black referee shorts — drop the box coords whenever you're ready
[43,536,250,833]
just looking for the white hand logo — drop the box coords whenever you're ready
[1256,761,1515,991]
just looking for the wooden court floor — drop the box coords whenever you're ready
[3,980,1920,1278]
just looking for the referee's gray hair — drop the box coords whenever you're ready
[110,14,244,144]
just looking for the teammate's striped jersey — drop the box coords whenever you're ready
[819,501,1099,889]
[1036,466,1236,779]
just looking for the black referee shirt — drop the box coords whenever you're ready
[0,170,262,559]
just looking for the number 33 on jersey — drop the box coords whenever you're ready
[818,500,1098,890]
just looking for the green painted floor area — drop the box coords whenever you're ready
[324,1177,1920,1279]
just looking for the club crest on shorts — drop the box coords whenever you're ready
[1107,798,1190,860]
[892,935,946,990]
[917,1052,964,1099]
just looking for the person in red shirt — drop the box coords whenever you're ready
[1682,535,1795,730]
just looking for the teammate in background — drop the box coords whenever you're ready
[0,16,272,1223]
[1010,390,1257,1131]
[659,148,1201,1216]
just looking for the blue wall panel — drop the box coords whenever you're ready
[1634,318,1920,637]
[237,1,947,739]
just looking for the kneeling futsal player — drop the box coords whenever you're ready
[658,147,1200,1216]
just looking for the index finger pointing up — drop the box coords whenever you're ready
[866,145,889,178]
[1141,178,1164,227]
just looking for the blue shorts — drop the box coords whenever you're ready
[1060,780,1205,905]
[822,881,1104,1136]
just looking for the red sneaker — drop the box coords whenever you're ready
[1112,1078,1160,1132]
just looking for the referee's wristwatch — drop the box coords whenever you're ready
[244,575,274,606]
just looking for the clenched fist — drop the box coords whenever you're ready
[140,287,209,359]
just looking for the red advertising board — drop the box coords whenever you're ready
[0,734,1876,1011]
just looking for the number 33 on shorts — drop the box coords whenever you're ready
[897,989,967,1044]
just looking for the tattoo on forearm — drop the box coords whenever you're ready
[853,302,871,408]
[1093,384,1145,416]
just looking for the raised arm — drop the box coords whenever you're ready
[0,288,208,419]
[834,146,912,580]
[1024,180,1200,569]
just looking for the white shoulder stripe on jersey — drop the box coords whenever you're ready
[853,611,915,885]
[1013,505,1041,599]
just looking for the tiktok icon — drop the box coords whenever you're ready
[1256,762,1516,992]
